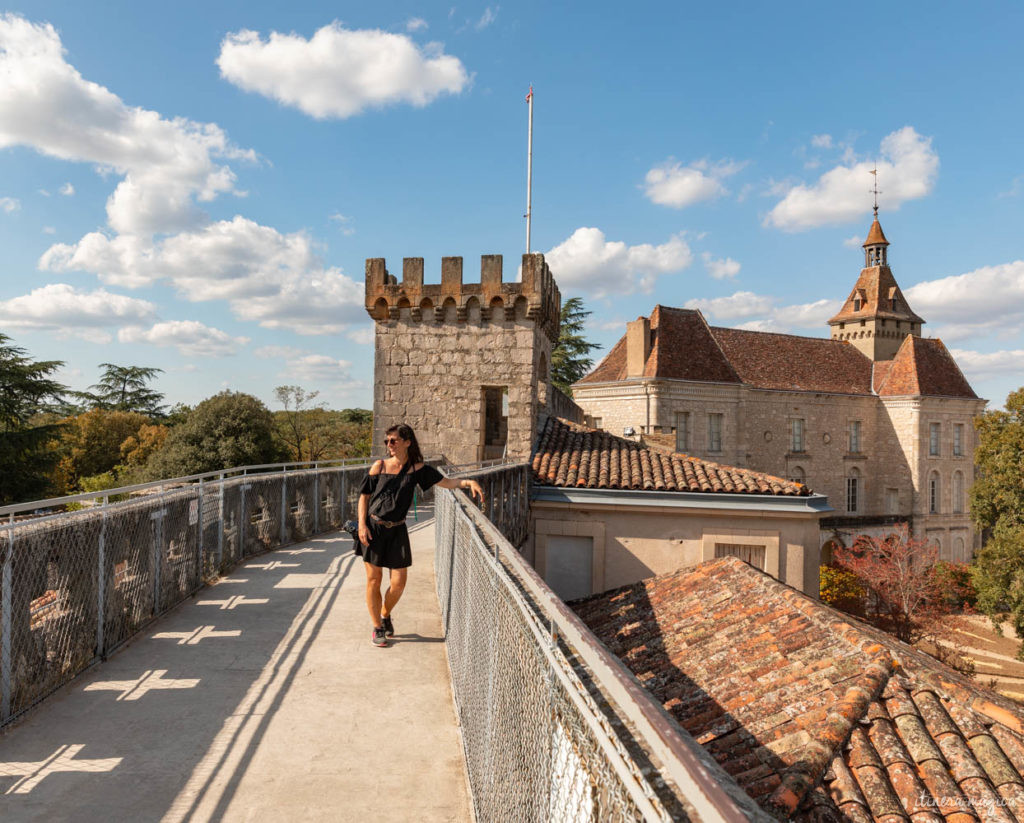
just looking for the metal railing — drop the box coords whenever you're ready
[437,464,770,823]
[0,459,375,726]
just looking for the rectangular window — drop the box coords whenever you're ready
[846,477,859,513]
[714,543,766,571]
[929,477,939,514]
[886,488,899,515]
[848,420,862,453]
[591,417,602,430]
[929,422,941,456]
[791,418,805,453]
[675,412,689,452]
[481,386,509,460]
[708,414,723,452]
[953,424,964,456]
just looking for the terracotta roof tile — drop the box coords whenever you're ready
[828,261,924,325]
[572,558,1024,822]
[864,217,890,248]
[876,336,978,398]
[533,416,810,496]
[711,327,876,394]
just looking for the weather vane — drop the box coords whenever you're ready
[869,167,882,217]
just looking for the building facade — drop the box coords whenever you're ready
[572,215,986,560]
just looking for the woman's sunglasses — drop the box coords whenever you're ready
[384,437,402,445]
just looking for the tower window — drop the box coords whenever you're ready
[846,470,860,514]
[708,413,723,452]
[481,386,508,460]
[848,420,862,453]
[929,473,941,514]
[675,412,690,452]
[790,418,805,453]
[953,424,964,456]
[929,423,941,456]
[853,298,862,311]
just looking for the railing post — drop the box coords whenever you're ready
[97,506,106,657]
[217,473,225,569]
[313,468,320,534]
[197,478,205,586]
[280,469,288,547]
[1,515,12,722]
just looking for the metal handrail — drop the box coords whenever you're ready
[0,455,455,519]
[447,486,771,823]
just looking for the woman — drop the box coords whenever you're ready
[358,423,484,647]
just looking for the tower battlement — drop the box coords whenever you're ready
[365,253,561,342]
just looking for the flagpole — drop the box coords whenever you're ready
[525,85,533,254]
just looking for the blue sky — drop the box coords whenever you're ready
[1,1,1022,411]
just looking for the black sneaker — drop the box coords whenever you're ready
[371,626,387,647]
[381,615,394,637]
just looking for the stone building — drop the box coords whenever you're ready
[364,253,561,465]
[572,213,987,561]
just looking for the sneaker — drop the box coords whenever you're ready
[371,626,387,647]
[381,615,395,637]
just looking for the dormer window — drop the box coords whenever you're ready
[853,298,862,311]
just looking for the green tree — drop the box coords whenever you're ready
[144,391,285,478]
[550,297,601,395]
[54,408,149,492]
[274,385,321,462]
[87,363,165,416]
[0,334,66,504]
[970,388,1024,647]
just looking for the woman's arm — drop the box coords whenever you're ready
[436,476,485,503]
[358,460,384,546]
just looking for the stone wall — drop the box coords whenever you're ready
[366,254,560,465]
[573,378,985,559]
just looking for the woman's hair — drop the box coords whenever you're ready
[386,423,424,465]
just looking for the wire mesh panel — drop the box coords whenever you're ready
[102,496,161,654]
[287,471,317,542]
[436,488,674,822]
[5,513,102,719]
[240,477,284,557]
[158,488,202,613]
[317,469,345,531]
[219,479,243,571]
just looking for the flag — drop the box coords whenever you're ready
[525,85,533,102]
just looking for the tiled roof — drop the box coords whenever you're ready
[710,327,876,395]
[578,306,741,385]
[828,264,924,325]
[573,557,1024,821]
[532,416,809,496]
[863,216,890,247]
[877,336,979,399]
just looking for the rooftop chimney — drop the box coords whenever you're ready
[626,316,651,378]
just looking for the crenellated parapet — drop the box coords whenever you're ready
[365,253,561,342]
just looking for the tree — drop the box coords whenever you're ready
[0,334,67,504]
[550,297,601,396]
[144,391,285,478]
[87,364,165,416]
[832,524,944,643]
[54,409,149,492]
[274,385,321,462]
[970,388,1024,648]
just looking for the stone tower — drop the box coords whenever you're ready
[364,253,561,465]
[828,211,925,361]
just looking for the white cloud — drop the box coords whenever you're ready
[0,196,20,213]
[684,291,774,320]
[843,234,862,248]
[59,181,74,196]
[0,283,155,341]
[948,349,1024,382]
[765,127,939,231]
[119,320,248,357]
[217,22,470,120]
[42,225,55,234]
[254,345,303,359]
[810,134,832,149]
[643,158,744,209]
[40,216,366,335]
[475,7,498,29]
[329,212,355,235]
[255,345,357,385]
[0,14,254,238]
[904,260,1024,342]
[701,252,740,280]
[406,17,429,32]
[545,227,693,299]
[346,326,375,346]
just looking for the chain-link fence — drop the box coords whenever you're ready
[436,466,765,823]
[0,462,367,726]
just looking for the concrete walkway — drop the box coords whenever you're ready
[0,513,471,822]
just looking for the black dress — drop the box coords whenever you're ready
[358,462,444,568]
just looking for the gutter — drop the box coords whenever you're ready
[531,485,833,515]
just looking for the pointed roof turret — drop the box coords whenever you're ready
[863,215,889,248]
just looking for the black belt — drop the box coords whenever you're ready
[370,514,405,528]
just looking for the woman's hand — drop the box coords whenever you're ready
[358,523,370,546]
[464,480,485,504]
